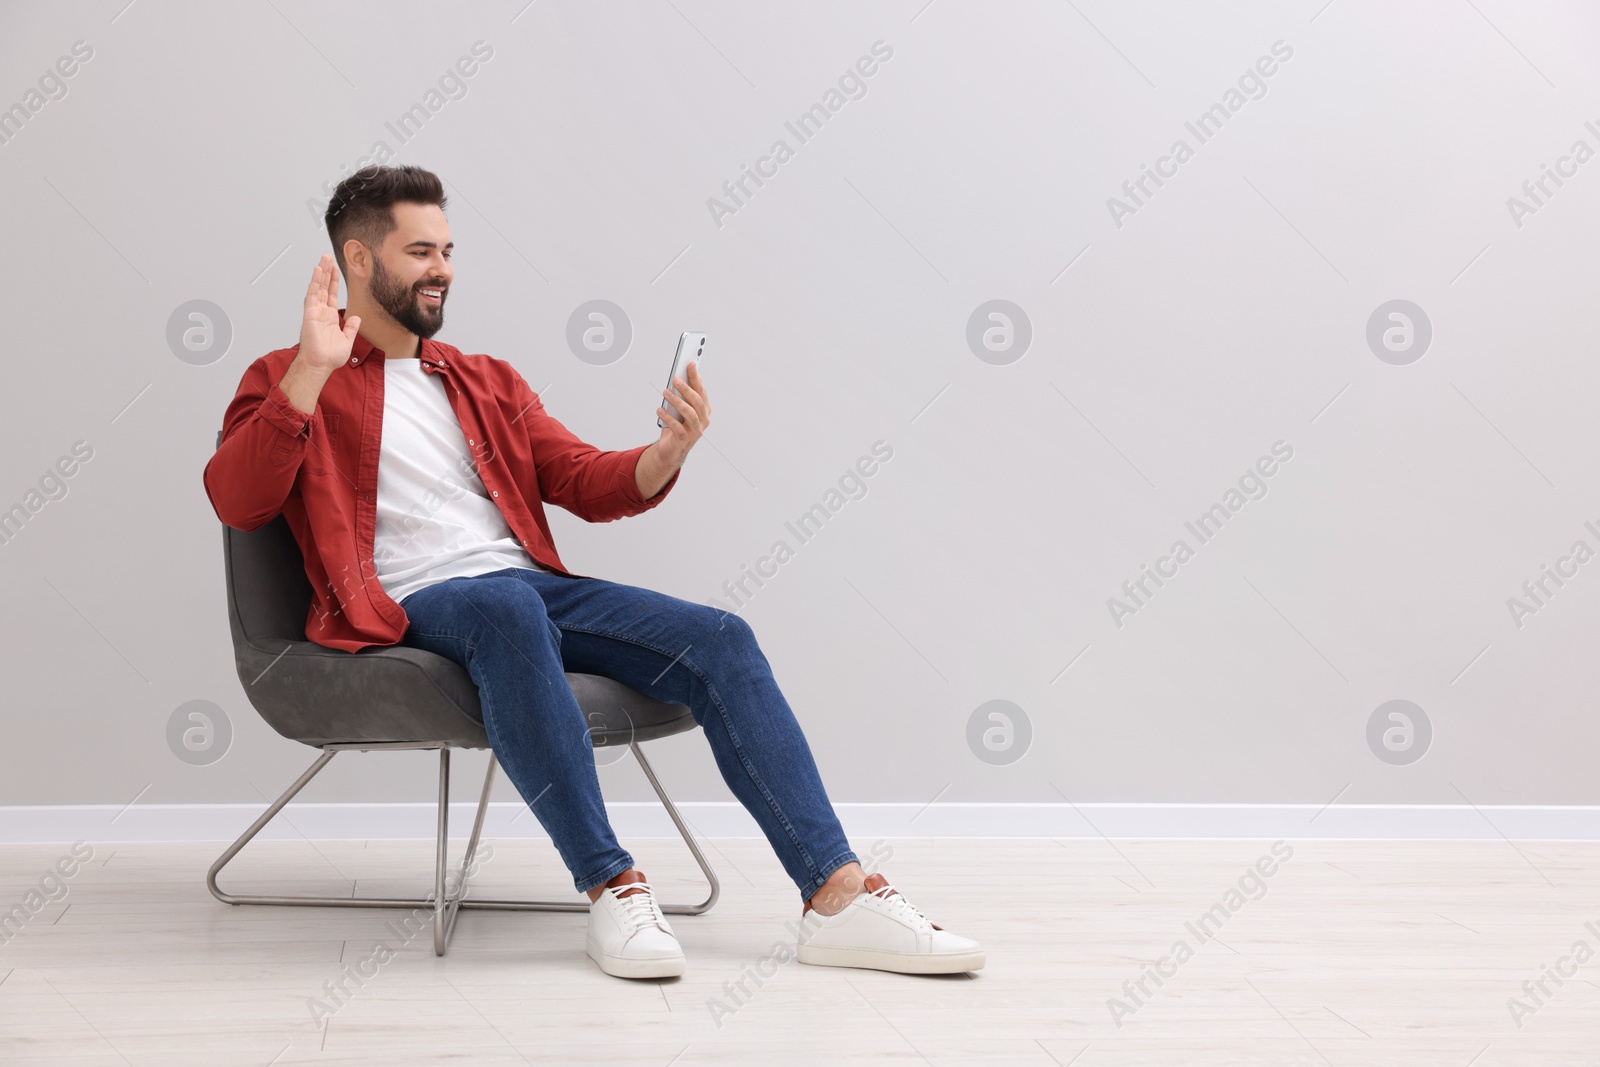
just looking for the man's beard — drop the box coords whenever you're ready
[370,255,446,340]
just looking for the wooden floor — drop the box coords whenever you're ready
[0,836,1594,1065]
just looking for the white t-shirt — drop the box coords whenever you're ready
[372,356,544,606]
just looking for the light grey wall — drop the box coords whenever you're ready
[3,1,1597,814]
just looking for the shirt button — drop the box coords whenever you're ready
[349,357,357,364]
[492,491,499,497]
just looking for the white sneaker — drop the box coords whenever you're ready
[796,875,985,974]
[585,872,686,979]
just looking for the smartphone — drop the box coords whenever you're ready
[657,331,707,428]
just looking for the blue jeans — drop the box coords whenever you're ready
[397,566,859,903]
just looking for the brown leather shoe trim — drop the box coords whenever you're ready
[803,871,940,924]
[604,868,647,899]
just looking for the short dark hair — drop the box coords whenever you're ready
[323,164,448,276]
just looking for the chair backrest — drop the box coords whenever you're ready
[212,427,485,748]
[224,516,314,646]
[216,429,313,646]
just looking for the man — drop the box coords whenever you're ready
[204,164,983,980]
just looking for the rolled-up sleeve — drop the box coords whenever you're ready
[204,357,314,531]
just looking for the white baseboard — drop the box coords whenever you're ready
[2,802,1599,843]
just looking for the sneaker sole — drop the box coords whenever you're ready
[796,943,985,974]
[586,937,686,979]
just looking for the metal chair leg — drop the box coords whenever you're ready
[207,745,486,956]
[629,740,720,915]
[207,740,721,956]
[206,747,344,906]
[453,747,719,915]
[432,747,451,955]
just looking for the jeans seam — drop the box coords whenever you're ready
[801,849,863,905]
[405,627,461,643]
[577,855,636,896]
[557,620,825,888]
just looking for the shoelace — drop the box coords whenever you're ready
[865,882,941,931]
[608,882,670,934]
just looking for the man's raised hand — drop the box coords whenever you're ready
[298,254,361,373]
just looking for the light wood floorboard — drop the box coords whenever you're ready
[0,838,1595,1065]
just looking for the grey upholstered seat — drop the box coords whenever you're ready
[222,508,698,750]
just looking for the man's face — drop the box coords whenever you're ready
[363,201,454,340]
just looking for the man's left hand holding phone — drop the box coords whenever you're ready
[635,334,711,500]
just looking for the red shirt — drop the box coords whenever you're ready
[203,309,679,652]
